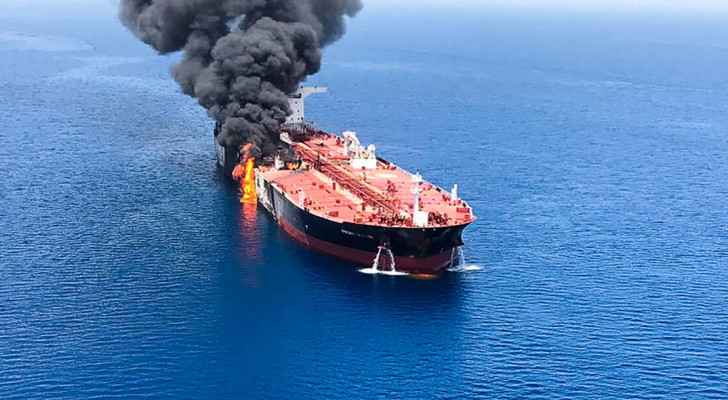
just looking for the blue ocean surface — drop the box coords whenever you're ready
[2,6,728,399]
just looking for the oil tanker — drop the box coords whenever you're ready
[216,87,475,274]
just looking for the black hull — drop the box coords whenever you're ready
[216,128,470,272]
[259,180,467,273]
[214,123,240,177]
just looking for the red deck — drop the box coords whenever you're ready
[258,132,475,228]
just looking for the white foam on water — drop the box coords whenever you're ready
[360,246,408,276]
[447,264,483,273]
[358,268,409,276]
[445,247,482,273]
[358,268,379,275]
[379,270,409,276]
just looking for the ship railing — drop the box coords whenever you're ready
[281,122,327,142]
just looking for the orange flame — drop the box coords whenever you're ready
[241,157,257,204]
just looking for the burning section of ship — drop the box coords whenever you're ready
[217,87,475,274]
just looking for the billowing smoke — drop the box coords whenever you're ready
[120,0,362,154]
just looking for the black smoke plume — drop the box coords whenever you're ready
[120,0,362,154]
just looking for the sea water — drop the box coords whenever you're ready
[2,6,728,400]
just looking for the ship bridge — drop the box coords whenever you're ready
[285,86,328,125]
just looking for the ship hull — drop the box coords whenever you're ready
[258,179,467,274]
[214,136,240,177]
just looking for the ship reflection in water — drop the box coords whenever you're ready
[233,144,263,278]
[238,202,261,261]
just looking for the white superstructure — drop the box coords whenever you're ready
[285,86,328,125]
[343,131,377,170]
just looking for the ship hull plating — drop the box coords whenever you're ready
[259,180,467,274]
